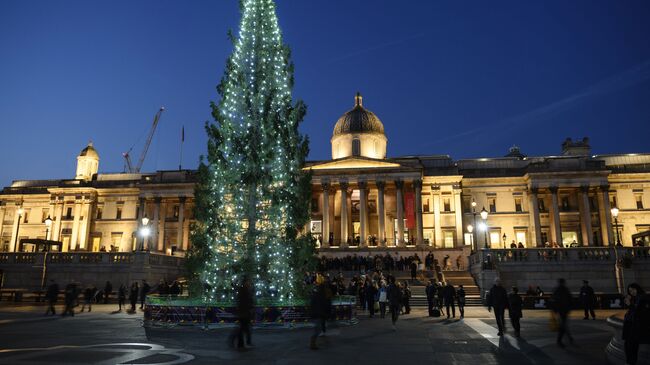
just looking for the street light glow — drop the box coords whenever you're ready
[467,224,473,233]
[44,216,52,227]
[141,227,151,237]
[610,206,619,218]
[478,222,487,231]
[480,207,488,220]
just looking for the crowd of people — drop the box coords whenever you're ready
[43,278,182,316]
[318,252,465,274]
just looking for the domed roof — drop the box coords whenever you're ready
[333,93,385,137]
[79,141,99,159]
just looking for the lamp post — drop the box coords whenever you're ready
[471,200,478,253]
[480,207,489,249]
[41,216,53,290]
[44,216,52,241]
[467,224,474,253]
[610,206,625,294]
[502,233,507,249]
[140,216,150,251]
[14,207,24,252]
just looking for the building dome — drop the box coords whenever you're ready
[76,141,99,181]
[79,142,99,159]
[331,93,388,160]
[332,93,385,137]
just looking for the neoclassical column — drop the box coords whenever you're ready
[376,181,386,246]
[136,197,146,250]
[78,197,92,250]
[52,197,64,242]
[177,197,186,252]
[528,188,543,247]
[579,186,593,246]
[9,205,20,252]
[70,199,82,251]
[432,186,442,248]
[158,200,167,252]
[453,185,463,247]
[321,183,330,248]
[339,182,349,248]
[549,186,563,245]
[0,204,5,242]
[359,181,368,247]
[414,180,424,246]
[599,185,614,245]
[395,180,405,246]
[152,197,161,251]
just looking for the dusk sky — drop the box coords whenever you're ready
[1,0,649,187]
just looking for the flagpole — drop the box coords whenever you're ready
[179,126,184,170]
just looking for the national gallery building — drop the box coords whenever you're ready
[1,93,650,255]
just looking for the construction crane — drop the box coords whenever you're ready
[123,107,165,173]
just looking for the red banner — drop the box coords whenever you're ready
[405,191,415,229]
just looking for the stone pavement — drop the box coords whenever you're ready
[0,303,618,365]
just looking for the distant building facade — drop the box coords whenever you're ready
[1,94,649,254]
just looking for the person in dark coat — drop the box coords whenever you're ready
[229,277,254,349]
[402,281,411,314]
[551,278,574,347]
[579,280,596,320]
[426,280,436,314]
[118,284,127,311]
[409,261,417,282]
[442,282,456,319]
[140,280,151,310]
[61,282,77,317]
[508,286,523,337]
[365,280,377,318]
[129,282,139,312]
[457,285,466,319]
[310,275,331,350]
[81,285,94,312]
[487,278,508,336]
[387,276,401,330]
[104,281,112,304]
[45,279,59,316]
[622,283,650,365]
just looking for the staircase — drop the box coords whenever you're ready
[442,270,483,306]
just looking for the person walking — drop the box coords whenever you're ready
[365,279,377,318]
[61,282,77,317]
[44,279,59,316]
[487,278,508,336]
[580,280,596,320]
[378,281,388,319]
[442,282,456,319]
[229,277,254,350]
[309,274,330,350]
[426,280,436,316]
[457,284,466,319]
[387,277,401,330]
[104,281,113,304]
[402,281,411,315]
[551,278,574,348]
[80,285,94,312]
[409,261,417,282]
[129,282,139,312]
[118,284,127,311]
[508,286,523,337]
[140,280,151,310]
[622,283,650,365]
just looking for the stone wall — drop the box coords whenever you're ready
[0,252,186,290]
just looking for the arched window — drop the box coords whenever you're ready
[352,138,361,156]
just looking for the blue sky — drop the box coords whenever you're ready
[1,0,649,186]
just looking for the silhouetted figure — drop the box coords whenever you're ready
[45,280,59,316]
[551,278,574,347]
[457,285,466,319]
[442,282,456,318]
[229,277,254,349]
[61,282,77,317]
[622,283,650,365]
[129,282,139,312]
[487,278,508,336]
[508,286,523,337]
[140,280,150,309]
[118,284,127,311]
[104,281,112,304]
[580,280,596,320]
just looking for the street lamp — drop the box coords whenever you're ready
[502,233,507,249]
[44,216,52,241]
[467,224,474,252]
[140,216,151,251]
[471,200,478,253]
[480,207,489,249]
[610,206,625,294]
[14,207,24,252]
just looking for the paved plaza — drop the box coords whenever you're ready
[0,303,617,365]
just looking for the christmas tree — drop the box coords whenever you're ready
[187,0,313,302]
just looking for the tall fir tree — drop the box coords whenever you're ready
[187,0,313,302]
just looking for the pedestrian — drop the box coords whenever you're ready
[551,278,574,348]
[426,280,436,316]
[118,284,126,311]
[456,255,463,270]
[104,281,112,304]
[378,281,388,319]
[487,278,508,336]
[61,282,77,317]
[443,255,450,271]
[309,274,330,350]
[622,283,650,365]
[229,277,254,350]
[81,285,94,312]
[409,261,417,282]
[457,284,466,319]
[365,279,377,318]
[140,280,151,310]
[402,281,411,315]
[442,282,456,319]
[44,279,59,316]
[387,276,401,330]
[129,282,139,312]
[580,280,596,320]
[508,286,523,337]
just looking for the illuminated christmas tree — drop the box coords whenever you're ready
[188,0,313,302]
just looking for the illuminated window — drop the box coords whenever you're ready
[443,198,451,212]
[489,198,496,213]
[443,231,454,248]
[490,231,501,247]
[514,198,522,212]
[116,206,123,220]
[515,231,527,247]
[423,198,430,212]
[635,194,644,210]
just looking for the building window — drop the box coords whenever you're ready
[110,233,122,251]
[443,198,451,212]
[541,231,548,244]
[589,197,597,211]
[423,229,434,245]
[538,198,546,212]
[173,205,180,218]
[488,198,496,213]
[443,231,454,248]
[352,139,360,156]
[490,231,501,247]
[462,196,471,213]
[635,194,644,210]
[423,198,430,213]
[66,207,73,220]
[311,198,319,213]
[116,206,123,220]
[561,196,570,211]
[96,207,103,220]
[515,231,527,247]
[610,195,617,209]
[41,209,49,223]
[23,210,29,224]
[514,198,522,212]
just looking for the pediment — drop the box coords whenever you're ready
[306,157,402,171]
